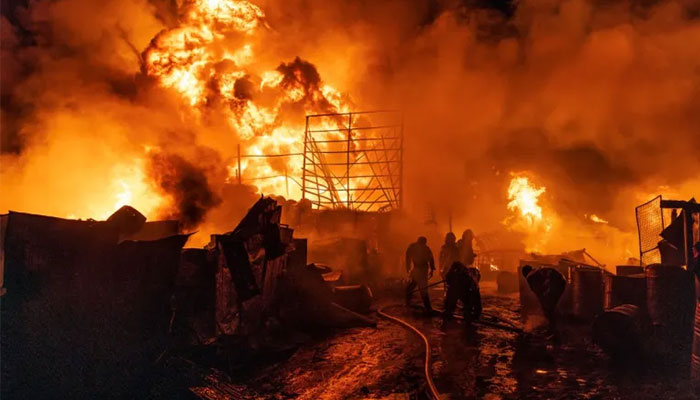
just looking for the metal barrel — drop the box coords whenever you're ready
[573,266,604,321]
[646,264,694,328]
[646,264,695,358]
[496,271,518,293]
[616,265,644,276]
[593,304,646,359]
[691,299,700,385]
[604,273,646,310]
[555,261,575,316]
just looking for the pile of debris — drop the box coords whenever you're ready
[171,198,376,364]
[0,198,376,399]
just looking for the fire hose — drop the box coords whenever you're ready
[407,279,445,294]
[377,285,523,400]
[405,280,522,333]
[376,304,441,400]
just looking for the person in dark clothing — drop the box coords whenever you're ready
[405,236,435,313]
[443,261,482,325]
[439,232,460,279]
[522,265,567,335]
[457,229,476,267]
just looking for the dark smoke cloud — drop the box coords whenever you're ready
[277,56,337,114]
[147,150,223,229]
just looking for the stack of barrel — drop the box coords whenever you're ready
[593,266,647,359]
[518,261,698,368]
[603,266,646,310]
[646,264,695,360]
[592,264,696,364]
[573,266,604,320]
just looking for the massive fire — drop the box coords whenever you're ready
[143,0,351,201]
[3,0,700,265]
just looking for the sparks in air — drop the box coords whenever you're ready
[507,176,546,225]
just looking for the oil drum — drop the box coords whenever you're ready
[646,264,694,328]
[555,261,575,316]
[616,265,644,276]
[593,304,647,359]
[646,264,695,358]
[573,266,604,321]
[604,273,646,310]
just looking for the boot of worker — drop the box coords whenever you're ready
[443,288,457,323]
[421,292,434,316]
[544,309,560,343]
[461,293,474,326]
[405,279,417,307]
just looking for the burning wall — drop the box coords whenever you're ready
[2,0,700,265]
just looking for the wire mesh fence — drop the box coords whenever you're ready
[636,195,664,265]
[302,110,403,212]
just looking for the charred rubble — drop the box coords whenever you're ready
[0,197,378,399]
[2,194,699,399]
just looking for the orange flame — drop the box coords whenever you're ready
[143,0,352,200]
[507,176,546,225]
[504,174,555,252]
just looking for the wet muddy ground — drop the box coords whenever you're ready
[177,282,698,399]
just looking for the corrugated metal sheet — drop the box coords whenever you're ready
[263,254,287,306]
[2,211,118,276]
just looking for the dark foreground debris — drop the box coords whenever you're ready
[0,198,378,399]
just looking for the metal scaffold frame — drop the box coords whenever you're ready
[302,110,403,212]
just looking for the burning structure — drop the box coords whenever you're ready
[301,110,403,212]
[3,0,700,263]
[2,0,700,398]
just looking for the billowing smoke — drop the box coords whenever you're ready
[147,150,223,229]
[260,0,700,261]
[2,0,700,262]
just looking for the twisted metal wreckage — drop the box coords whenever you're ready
[0,196,374,398]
